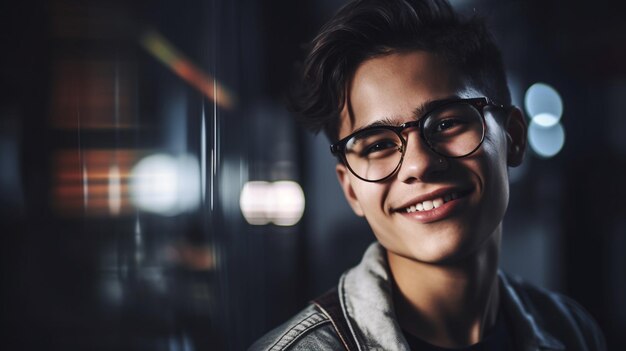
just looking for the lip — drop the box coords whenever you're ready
[392,186,474,224]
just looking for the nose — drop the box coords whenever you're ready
[396,130,446,183]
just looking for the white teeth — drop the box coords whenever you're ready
[403,191,463,213]
[433,198,443,208]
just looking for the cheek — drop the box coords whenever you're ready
[481,119,509,176]
[462,120,509,207]
[353,183,386,212]
[479,133,510,213]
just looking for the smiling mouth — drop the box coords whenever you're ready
[400,189,471,213]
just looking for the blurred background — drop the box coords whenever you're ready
[0,0,624,350]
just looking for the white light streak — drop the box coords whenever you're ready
[108,165,122,216]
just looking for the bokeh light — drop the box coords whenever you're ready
[524,83,563,127]
[524,82,566,158]
[130,153,200,216]
[270,181,306,226]
[240,181,305,226]
[528,119,566,158]
[532,112,560,128]
[239,181,272,225]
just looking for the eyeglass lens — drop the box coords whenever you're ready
[343,102,484,181]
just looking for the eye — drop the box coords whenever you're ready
[362,139,398,156]
[434,118,465,133]
[346,128,401,159]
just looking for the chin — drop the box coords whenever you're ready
[409,242,469,264]
[390,229,487,265]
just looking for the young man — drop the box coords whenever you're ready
[250,0,605,350]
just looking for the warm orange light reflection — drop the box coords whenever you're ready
[140,30,236,109]
[53,149,140,216]
[165,243,215,271]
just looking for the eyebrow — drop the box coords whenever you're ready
[412,96,461,120]
[351,117,401,135]
[350,95,462,135]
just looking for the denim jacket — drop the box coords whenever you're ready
[249,243,606,351]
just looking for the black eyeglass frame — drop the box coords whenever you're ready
[329,97,506,182]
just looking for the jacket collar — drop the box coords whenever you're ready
[498,272,565,350]
[339,242,565,351]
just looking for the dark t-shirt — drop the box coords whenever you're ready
[402,312,514,351]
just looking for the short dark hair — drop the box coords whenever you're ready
[289,0,511,142]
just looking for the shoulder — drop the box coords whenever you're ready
[248,304,343,351]
[503,273,606,350]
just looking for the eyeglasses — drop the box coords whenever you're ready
[330,97,504,182]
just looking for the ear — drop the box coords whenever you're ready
[504,107,527,167]
[335,163,365,217]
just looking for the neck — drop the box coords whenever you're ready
[388,228,501,348]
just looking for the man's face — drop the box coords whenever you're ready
[336,51,525,264]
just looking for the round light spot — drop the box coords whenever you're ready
[240,181,272,225]
[532,113,560,128]
[239,180,305,226]
[130,154,200,216]
[528,120,565,158]
[524,83,563,127]
[269,181,305,226]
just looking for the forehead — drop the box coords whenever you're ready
[339,51,471,138]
